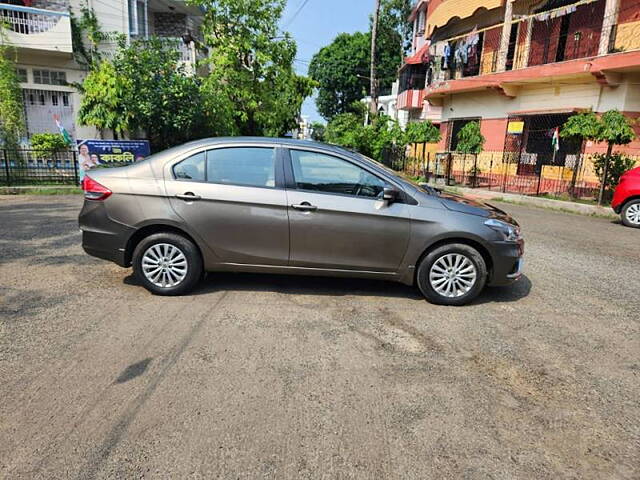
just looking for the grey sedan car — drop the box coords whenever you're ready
[79,137,523,305]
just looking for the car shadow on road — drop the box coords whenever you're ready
[125,271,532,304]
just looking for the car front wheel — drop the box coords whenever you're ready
[621,199,640,228]
[132,232,203,295]
[416,243,487,306]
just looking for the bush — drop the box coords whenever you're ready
[30,133,69,159]
[592,153,636,198]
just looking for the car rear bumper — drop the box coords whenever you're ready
[79,200,134,267]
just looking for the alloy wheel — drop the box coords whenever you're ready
[625,203,640,225]
[141,243,188,288]
[429,253,477,298]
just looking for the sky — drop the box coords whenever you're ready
[279,0,373,124]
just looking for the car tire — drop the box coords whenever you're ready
[132,232,203,296]
[621,199,640,228]
[416,243,487,306]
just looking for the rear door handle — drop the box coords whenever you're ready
[176,192,201,201]
[291,202,317,212]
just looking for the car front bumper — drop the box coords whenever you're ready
[487,239,524,286]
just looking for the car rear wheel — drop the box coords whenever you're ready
[416,243,487,306]
[133,232,202,295]
[621,200,640,228]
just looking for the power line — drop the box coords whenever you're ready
[282,0,311,29]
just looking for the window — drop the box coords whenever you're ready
[290,150,387,199]
[33,69,66,85]
[207,147,275,188]
[16,68,27,83]
[128,0,147,37]
[173,151,206,181]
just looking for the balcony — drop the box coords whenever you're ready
[424,0,640,99]
[0,3,72,55]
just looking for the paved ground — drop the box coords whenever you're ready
[0,195,638,479]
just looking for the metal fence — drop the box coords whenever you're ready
[1,149,79,186]
[380,146,635,200]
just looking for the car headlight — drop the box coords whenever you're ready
[484,218,521,242]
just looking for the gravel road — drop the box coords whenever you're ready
[1,195,638,479]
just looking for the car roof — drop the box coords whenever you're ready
[171,137,356,156]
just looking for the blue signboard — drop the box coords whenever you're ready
[76,139,151,178]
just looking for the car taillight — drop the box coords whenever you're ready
[82,176,112,201]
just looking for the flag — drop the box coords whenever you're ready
[54,115,73,145]
[551,127,560,152]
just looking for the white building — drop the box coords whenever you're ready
[1,0,204,142]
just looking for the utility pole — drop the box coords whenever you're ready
[370,0,381,115]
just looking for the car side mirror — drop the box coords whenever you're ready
[383,187,399,203]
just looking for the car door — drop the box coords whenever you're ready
[165,145,289,266]
[284,148,412,272]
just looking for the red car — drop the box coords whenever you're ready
[612,166,640,228]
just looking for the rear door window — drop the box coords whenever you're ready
[207,147,276,188]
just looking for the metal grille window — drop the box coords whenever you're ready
[33,69,67,85]
[21,88,75,139]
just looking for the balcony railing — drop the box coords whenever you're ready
[0,4,68,34]
[0,4,72,54]
[424,0,640,89]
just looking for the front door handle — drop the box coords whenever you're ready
[291,202,317,212]
[176,192,201,201]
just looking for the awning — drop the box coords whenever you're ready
[427,0,503,34]
[404,43,430,65]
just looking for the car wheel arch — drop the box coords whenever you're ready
[125,223,205,268]
[413,236,494,286]
[621,195,640,210]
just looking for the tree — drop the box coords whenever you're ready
[309,32,371,120]
[596,110,636,204]
[0,40,26,150]
[79,37,208,149]
[456,121,485,154]
[194,0,315,137]
[456,121,485,187]
[310,1,412,120]
[310,122,325,142]
[593,153,636,196]
[562,111,636,204]
[404,121,441,144]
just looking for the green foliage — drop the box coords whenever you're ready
[30,133,69,158]
[325,113,406,162]
[79,37,208,149]
[194,0,315,137]
[310,122,325,141]
[309,32,370,120]
[561,110,635,146]
[0,41,26,149]
[456,121,485,155]
[70,1,108,70]
[404,121,441,144]
[598,110,636,146]
[561,112,602,141]
[592,153,636,194]
[78,60,131,137]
